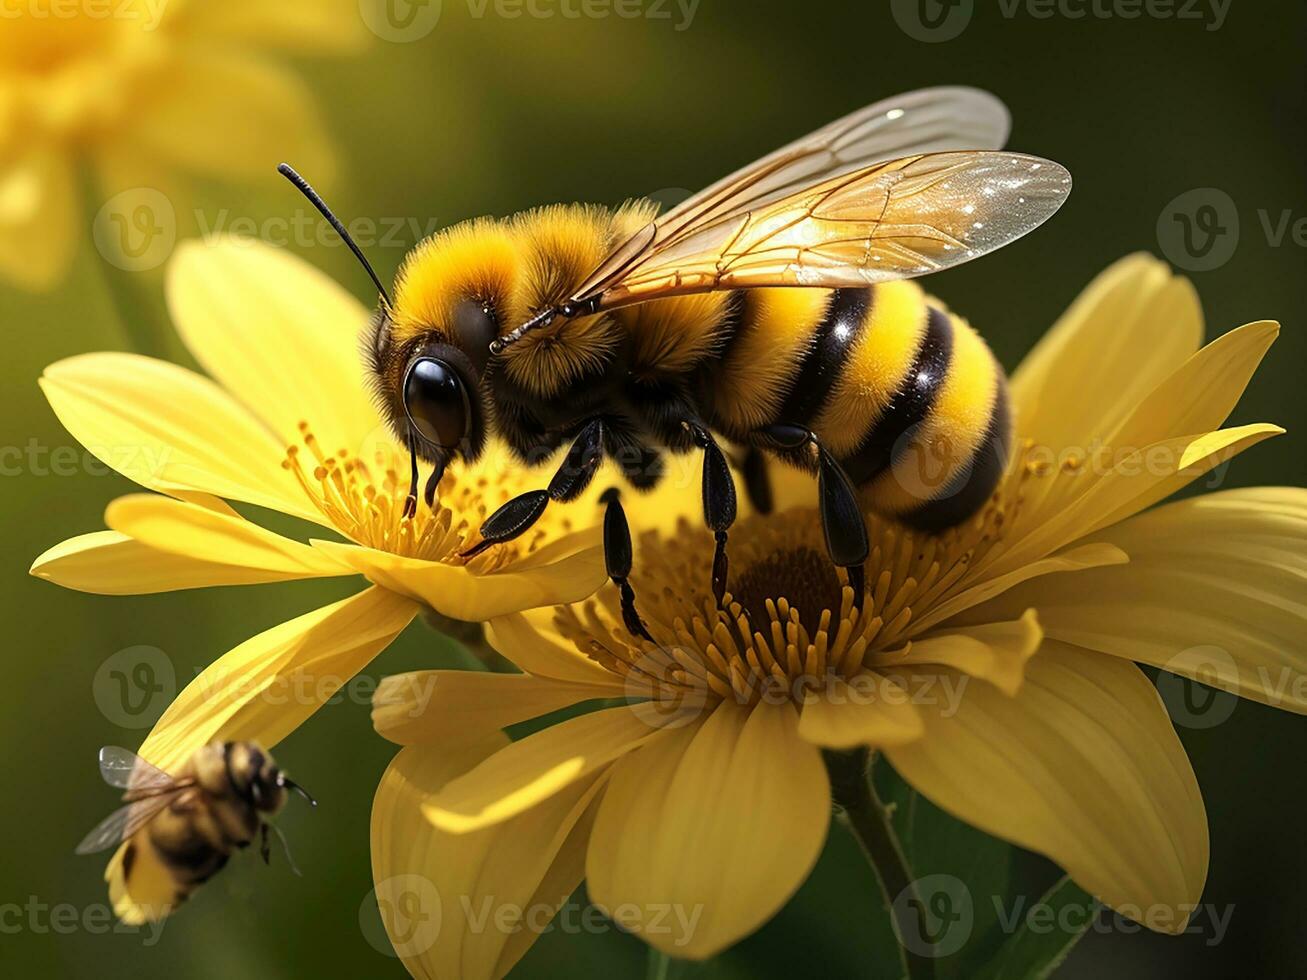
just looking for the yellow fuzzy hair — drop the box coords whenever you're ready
[106,839,177,924]
[711,287,831,432]
[499,203,647,397]
[390,217,521,346]
[812,281,930,456]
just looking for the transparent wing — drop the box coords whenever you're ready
[571,87,1013,302]
[75,791,182,855]
[97,746,176,792]
[582,151,1071,309]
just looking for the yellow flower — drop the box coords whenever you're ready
[369,254,1306,971]
[0,0,362,289]
[31,237,607,921]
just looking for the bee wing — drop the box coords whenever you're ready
[569,87,1016,303]
[658,87,1010,227]
[576,151,1071,310]
[97,745,177,791]
[75,791,182,855]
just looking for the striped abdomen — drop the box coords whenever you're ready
[702,281,1011,531]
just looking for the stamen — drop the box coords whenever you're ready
[550,477,1029,711]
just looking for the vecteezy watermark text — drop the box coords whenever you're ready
[359,0,699,43]
[0,0,170,31]
[0,896,167,945]
[892,0,1230,42]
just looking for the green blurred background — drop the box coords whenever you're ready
[3,1,1305,976]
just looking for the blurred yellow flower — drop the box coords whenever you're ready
[30,237,607,922]
[369,255,1307,971]
[0,0,363,289]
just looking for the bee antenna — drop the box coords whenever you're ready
[277,163,393,309]
[278,774,317,808]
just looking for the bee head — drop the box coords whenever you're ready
[220,741,288,814]
[367,218,521,467]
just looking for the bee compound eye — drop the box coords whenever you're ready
[404,357,470,450]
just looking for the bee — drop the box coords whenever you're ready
[76,742,314,923]
[280,87,1071,637]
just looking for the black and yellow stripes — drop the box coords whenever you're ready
[694,279,1009,529]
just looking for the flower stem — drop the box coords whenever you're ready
[824,747,934,980]
[645,949,673,980]
[78,164,172,358]
[419,607,517,672]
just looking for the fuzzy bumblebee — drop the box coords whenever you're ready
[282,87,1070,636]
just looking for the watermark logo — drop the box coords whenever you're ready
[92,645,176,729]
[1157,645,1238,729]
[891,0,974,42]
[892,874,974,957]
[93,188,176,273]
[363,874,443,958]
[359,0,443,42]
[1156,188,1239,272]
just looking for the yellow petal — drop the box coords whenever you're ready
[167,238,382,452]
[913,542,1127,634]
[797,673,924,749]
[130,48,335,184]
[968,488,1307,713]
[136,586,417,774]
[991,424,1283,577]
[587,701,829,958]
[996,319,1279,575]
[425,704,663,833]
[40,353,320,522]
[174,0,368,53]
[313,529,607,622]
[1011,255,1202,451]
[1104,320,1278,450]
[486,609,627,687]
[373,671,619,745]
[0,143,76,290]
[371,739,603,980]
[104,493,347,579]
[884,644,1208,931]
[893,611,1043,696]
[30,530,326,594]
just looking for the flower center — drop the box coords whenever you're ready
[731,546,843,637]
[281,422,550,570]
[554,485,1025,708]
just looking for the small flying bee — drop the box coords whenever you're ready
[77,742,314,922]
[280,87,1071,637]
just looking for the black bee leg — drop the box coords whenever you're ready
[684,422,738,606]
[601,487,654,643]
[403,434,420,520]
[742,447,773,515]
[461,419,605,560]
[260,822,272,865]
[760,424,869,610]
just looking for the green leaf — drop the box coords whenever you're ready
[977,876,1097,980]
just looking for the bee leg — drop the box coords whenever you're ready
[684,422,738,606]
[260,822,271,865]
[601,487,654,643]
[461,419,606,559]
[759,424,869,609]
